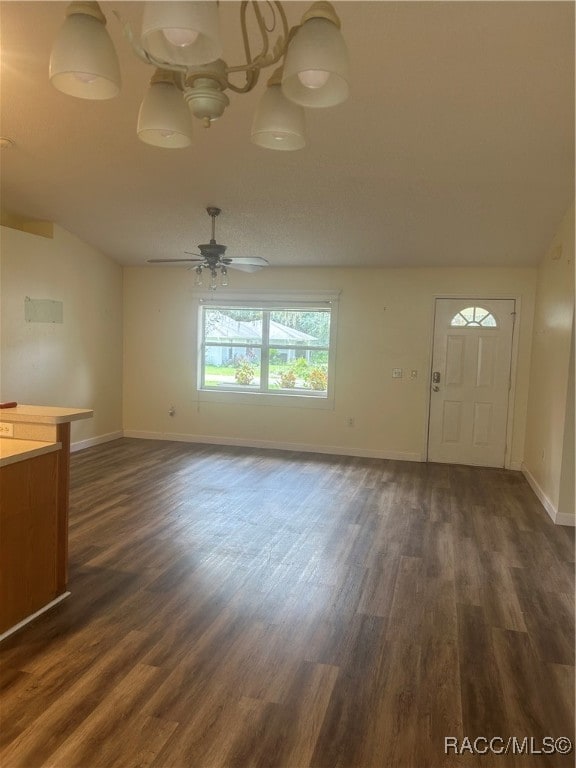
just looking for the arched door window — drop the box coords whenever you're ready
[450,306,497,328]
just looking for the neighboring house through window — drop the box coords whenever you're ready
[198,296,338,405]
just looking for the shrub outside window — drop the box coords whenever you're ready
[200,303,334,399]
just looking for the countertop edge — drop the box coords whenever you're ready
[0,439,62,467]
[0,406,94,424]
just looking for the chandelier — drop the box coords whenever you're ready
[49,1,349,151]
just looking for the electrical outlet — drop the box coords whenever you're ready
[0,422,14,437]
[346,416,355,427]
[410,370,418,379]
[392,368,403,379]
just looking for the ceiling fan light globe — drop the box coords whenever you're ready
[251,84,306,151]
[73,71,98,84]
[141,1,222,66]
[297,69,330,89]
[49,9,120,100]
[282,17,349,108]
[162,27,200,48]
[137,81,192,148]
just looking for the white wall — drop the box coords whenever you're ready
[0,224,123,445]
[558,321,575,518]
[3,217,572,520]
[523,204,575,522]
[123,265,536,465]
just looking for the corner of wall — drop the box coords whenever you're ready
[522,202,575,523]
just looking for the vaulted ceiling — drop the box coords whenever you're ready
[1,1,574,268]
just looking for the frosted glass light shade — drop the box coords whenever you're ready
[137,82,193,148]
[162,28,200,48]
[282,17,349,108]
[141,2,222,66]
[49,10,120,99]
[298,69,330,89]
[251,84,306,151]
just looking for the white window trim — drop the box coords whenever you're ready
[195,290,340,409]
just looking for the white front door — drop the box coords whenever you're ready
[427,298,515,467]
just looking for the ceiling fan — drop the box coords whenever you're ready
[147,206,269,289]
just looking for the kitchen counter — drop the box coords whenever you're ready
[0,437,61,467]
[0,404,93,424]
[0,404,93,639]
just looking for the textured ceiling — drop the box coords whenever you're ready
[0,1,574,269]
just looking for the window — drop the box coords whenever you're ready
[199,299,336,402]
[450,306,497,327]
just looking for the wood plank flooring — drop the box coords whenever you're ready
[0,438,574,768]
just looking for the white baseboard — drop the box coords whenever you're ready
[0,592,71,643]
[508,460,523,471]
[68,432,574,525]
[122,429,423,463]
[521,463,575,526]
[71,431,123,453]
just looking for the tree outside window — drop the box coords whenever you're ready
[200,304,333,398]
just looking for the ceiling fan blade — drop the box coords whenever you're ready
[147,258,203,263]
[184,252,203,258]
[226,256,270,273]
[227,263,266,273]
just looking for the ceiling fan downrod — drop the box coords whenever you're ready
[206,206,220,243]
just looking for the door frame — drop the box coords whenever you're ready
[424,294,523,469]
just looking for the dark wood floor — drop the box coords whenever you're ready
[0,438,574,768]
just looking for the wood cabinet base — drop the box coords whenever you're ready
[0,450,62,634]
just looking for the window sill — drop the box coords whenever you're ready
[197,388,334,409]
